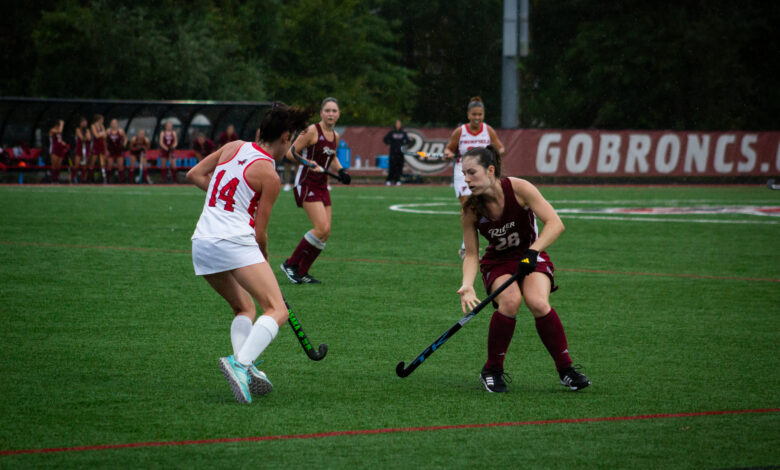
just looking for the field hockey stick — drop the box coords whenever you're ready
[404,150,446,161]
[284,295,328,361]
[290,145,345,182]
[396,270,525,378]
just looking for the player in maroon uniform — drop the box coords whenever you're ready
[218,124,239,148]
[72,117,91,183]
[159,121,179,183]
[128,130,151,184]
[48,119,69,183]
[106,119,128,183]
[458,145,590,393]
[90,114,107,183]
[193,132,215,162]
[280,97,351,284]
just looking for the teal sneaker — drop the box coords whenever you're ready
[219,355,252,404]
[249,362,274,396]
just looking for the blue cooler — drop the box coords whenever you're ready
[375,155,389,169]
[337,140,351,169]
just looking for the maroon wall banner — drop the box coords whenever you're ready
[341,127,780,177]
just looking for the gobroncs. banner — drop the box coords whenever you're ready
[341,127,780,177]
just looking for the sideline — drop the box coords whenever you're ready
[2,408,777,456]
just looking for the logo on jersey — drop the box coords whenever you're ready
[238,159,247,165]
[487,221,516,238]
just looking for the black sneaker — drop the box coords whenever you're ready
[297,272,321,284]
[480,368,510,393]
[559,365,590,391]
[280,261,300,284]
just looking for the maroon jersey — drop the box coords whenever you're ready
[129,137,150,157]
[91,124,106,154]
[476,177,539,262]
[50,132,68,157]
[161,130,176,157]
[193,138,215,156]
[107,129,124,156]
[296,123,337,188]
[75,128,91,158]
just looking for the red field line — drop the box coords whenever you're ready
[2,240,779,282]
[1,408,777,457]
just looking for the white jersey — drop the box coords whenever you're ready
[457,123,492,162]
[453,123,492,197]
[192,142,275,246]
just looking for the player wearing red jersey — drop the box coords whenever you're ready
[106,119,128,183]
[458,145,590,393]
[444,97,505,259]
[72,117,91,183]
[158,121,178,183]
[90,115,108,183]
[280,97,351,284]
[48,119,69,183]
[187,103,312,404]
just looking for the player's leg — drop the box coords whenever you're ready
[457,194,470,259]
[50,154,62,183]
[285,201,329,283]
[169,155,178,183]
[480,274,522,393]
[231,262,288,395]
[521,273,590,390]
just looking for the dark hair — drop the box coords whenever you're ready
[78,116,88,125]
[257,102,312,143]
[320,97,339,110]
[467,96,484,111]
[462,145,502,217]
[92,114,103,123]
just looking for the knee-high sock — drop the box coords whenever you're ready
[230,315,253,356]
[288,230,325,274]
[485,311,517,371]
[236,315,279,366]
[534,308,572,371]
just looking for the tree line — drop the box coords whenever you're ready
[1,0,777,129]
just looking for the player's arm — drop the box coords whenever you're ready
[444,127,462,159]
[121,130,127,147]
[512,177,564,253]
[329,132,343,172]
[457,205,481,314]
[158,132,167,150]
[248,165,281,260]
[486,125,505,157]
[186,140,241,192]
[172,131,178,148]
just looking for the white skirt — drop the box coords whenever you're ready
[453,160,472,197]
[192,238,265,275]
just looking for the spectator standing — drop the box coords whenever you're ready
[90,114,107,183]
[218,124,239,148]
[73,116,91,183]
[48,119,69,183]
[382,119,411,186]
[192,132,215,162]
[158,121,179,183]
[106,119,128,183]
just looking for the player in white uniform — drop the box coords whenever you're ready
[187,103,311,404]
[444,96,505,259]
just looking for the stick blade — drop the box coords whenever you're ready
[307,343,328,361]
[396,361,411,378]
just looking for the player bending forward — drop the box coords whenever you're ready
[458,145,590,393]
[187,103,311,403]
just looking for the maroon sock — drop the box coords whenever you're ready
[535,308,572,372]
[298,244,322,275]
[287,237,314,269]
[81,167,88,182]
[484,311,517,371]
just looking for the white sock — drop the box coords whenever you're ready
[461,240,465,250]
[230,315,253,355]
[236,315,279,366]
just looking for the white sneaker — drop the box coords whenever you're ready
[249,364,274,395]
[283,183,291,191]
[396,181,402,186]
[386,181,391,186]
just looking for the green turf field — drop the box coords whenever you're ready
[0,183,778,469]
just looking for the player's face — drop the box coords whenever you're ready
[467,107,484,129]
[320,103,340,126]
[110,119,118,129]
[462,156,494,194]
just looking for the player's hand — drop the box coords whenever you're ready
[518,249,539,276]
[457,285,479,314]
[311,162,324,172]
[443,149,455,160]
[338,169,351,184]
